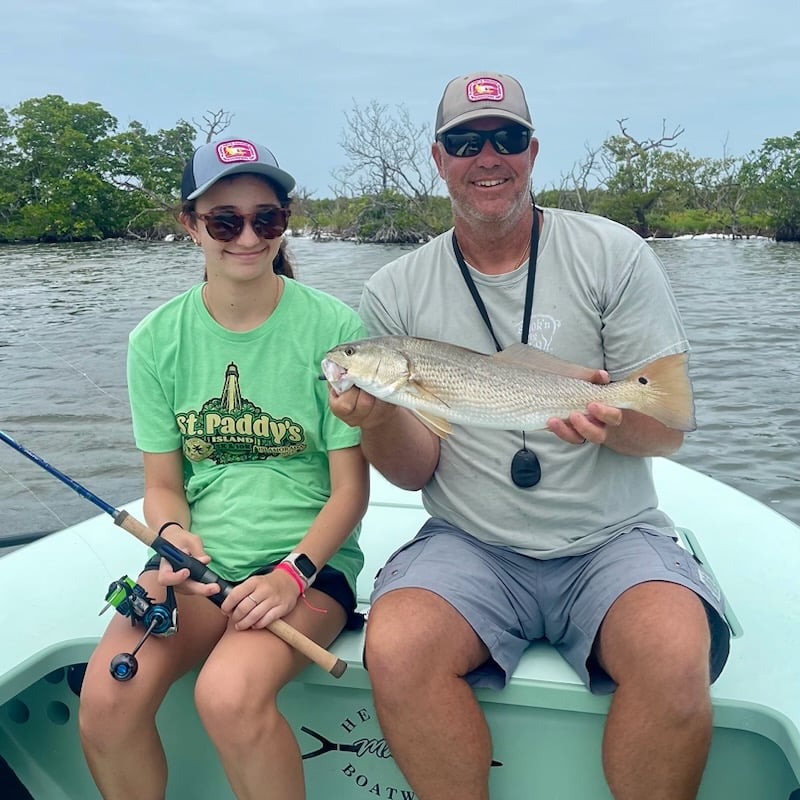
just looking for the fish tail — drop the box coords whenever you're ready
[626,353,697,432]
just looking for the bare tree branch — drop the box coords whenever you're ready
[111,178,174,209]
[193,110,234,143]
[616,117,685,151]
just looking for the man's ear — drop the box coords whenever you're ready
[431,141,446,179]
[528,136,540,167]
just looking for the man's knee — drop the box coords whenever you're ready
[599,583,712,680]
[364,591,434,681]
[366,588,489,685]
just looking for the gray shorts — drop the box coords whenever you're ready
[370,518,731,694]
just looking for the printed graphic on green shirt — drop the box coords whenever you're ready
[176,362,306,465]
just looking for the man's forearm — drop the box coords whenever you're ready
[361,407,440,491]
[603,409,685,457]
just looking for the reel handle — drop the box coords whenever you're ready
[109,617,161,682]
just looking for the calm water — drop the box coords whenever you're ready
[1,236,798,538]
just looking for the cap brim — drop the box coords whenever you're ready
[186,163,296,200]
[436,109,534,136]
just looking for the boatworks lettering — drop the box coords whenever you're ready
[176,362,306,464]
[299,704,502,797]
[301,706,416,799]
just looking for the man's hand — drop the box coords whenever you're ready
[546,368,684,456]
[328,385,401,431]
[546,368,617,445]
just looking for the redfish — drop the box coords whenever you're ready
[322,335,696,438]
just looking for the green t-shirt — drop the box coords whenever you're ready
[127,278,366,591]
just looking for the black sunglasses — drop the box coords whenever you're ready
[438,125,531,158]
[195,205,291,242]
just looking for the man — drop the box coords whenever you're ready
[329,71,730,800]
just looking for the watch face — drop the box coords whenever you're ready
[293,553,317,579]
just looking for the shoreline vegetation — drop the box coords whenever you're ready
[160,230,777,246]
[2,95,799,245]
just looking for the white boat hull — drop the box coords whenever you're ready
[2,459,799,798]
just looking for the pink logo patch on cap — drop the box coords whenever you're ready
[216,139,258,164]
[466,78,505,103]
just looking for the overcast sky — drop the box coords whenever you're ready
[2,0,798,197]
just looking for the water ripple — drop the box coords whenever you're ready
[0,237,798,535]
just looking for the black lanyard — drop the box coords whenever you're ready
[451,206,540,353]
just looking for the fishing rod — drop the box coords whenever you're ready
[0,430,347,678]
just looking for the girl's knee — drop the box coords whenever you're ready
[79,682,148,749]
[195,669,279,738]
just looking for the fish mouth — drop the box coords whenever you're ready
[320,358,354,394]
[321,358,345,382]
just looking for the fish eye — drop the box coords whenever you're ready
[344,346,355,356]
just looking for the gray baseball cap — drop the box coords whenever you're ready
[435,72,534,136]
[181,138,296,201]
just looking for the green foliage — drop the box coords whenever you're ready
[740,132,800,241]
[545,117,799,239]
[0,95,196,243]
[347,190,420,243]
[108,119,196,200]
[0,95,798,243]
[654,209,720,237]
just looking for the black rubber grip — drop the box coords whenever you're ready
[151,535,233,605]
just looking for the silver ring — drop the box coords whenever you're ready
[248,595,258,606]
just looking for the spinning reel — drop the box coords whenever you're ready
[99,576,178,681]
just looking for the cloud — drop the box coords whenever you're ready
[1,0,797,195]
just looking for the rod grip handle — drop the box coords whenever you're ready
[113,511,346,677]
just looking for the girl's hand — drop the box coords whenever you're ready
[222,569,302,630]
[156,527,221,597]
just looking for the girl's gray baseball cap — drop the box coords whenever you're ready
[181,138,296,201]
[435,72,534,136]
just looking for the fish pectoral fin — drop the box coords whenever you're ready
[493,344,597,380]
[406,377,451,408]
[382,376,411,394]
[413,410,452,439]
[404,375,452,438]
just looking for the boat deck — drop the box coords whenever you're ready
[2,459,799,798]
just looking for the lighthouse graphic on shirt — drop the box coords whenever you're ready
[176,363,307,465]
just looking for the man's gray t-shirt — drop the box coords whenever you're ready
[359,207,690,558]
